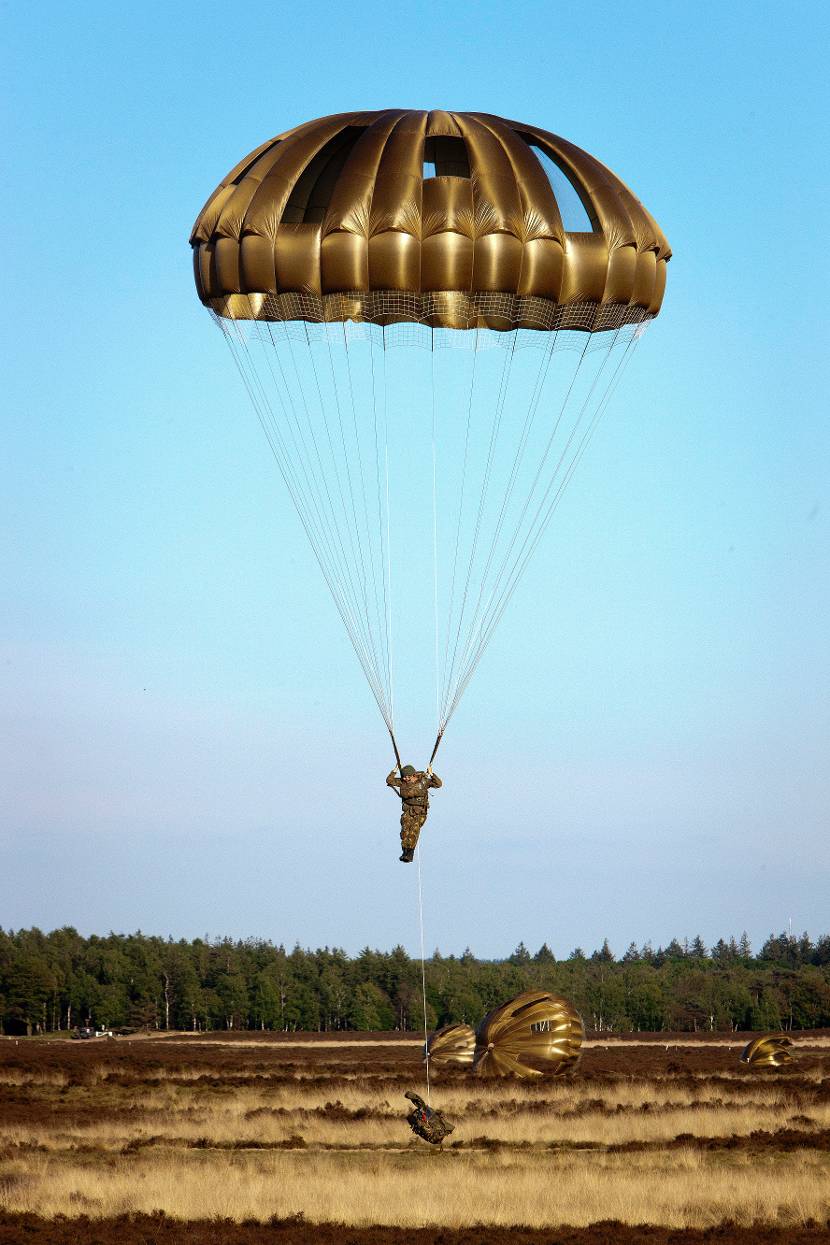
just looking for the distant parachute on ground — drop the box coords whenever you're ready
[740,1033,794,1068]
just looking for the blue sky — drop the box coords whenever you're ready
[2,1,828,958]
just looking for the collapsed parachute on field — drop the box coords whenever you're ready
[190,110,671,766]
[473,990,584,1079]
[426,1022,477,1067]
[740,1033,794,1068]
[424,991,583,1079]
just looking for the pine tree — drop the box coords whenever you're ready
[591,939,614,963]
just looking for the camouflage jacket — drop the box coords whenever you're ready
[386,770,442,809]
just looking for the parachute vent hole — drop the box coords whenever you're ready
[282,127,367,224]
[517,133,597,232]
[423,136,470,180]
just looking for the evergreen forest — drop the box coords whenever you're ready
[1,927,829,1036]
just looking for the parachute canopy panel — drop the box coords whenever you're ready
[191,109,670,332]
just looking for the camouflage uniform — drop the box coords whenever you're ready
[404,1090,454,1145]
[386,768,442,855]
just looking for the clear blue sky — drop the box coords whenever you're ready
[2,1,828,958]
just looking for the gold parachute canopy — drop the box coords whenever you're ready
[473,990,584,1079]
[189,110,671,764]
[740,1033,794,1068]
[191,109,670,332]
[426,1023,476,1068]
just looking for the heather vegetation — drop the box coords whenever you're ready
[1,1032,829,1233]
[1,927,829,1036]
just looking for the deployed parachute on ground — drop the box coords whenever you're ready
[191,109,670,765]
[473,989,584,1079]
[426,1022,477,1067]
[425,990,583,1079]
[740,1033,794,1068]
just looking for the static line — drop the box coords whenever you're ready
[416,843,430,1105]
[431,333,440,737]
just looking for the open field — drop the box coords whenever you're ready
[1,1032,829,1243]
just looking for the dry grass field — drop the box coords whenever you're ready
[1,1031,829,1244]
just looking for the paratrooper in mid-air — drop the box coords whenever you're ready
[386,765,442,861]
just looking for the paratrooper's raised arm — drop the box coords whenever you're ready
[426,767,442,789]
[386,769,401,790]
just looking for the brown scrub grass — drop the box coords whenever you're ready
[1,1033,829,1229]
[3,1090,829,1153]
[1,1148,828,1228]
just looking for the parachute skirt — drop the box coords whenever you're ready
[205,289,653,336]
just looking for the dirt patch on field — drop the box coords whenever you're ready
[3,1032,826,1083]
[1,1214,829,1245]
[604,1127,830,1154]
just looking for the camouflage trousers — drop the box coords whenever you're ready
[400,806,428,851]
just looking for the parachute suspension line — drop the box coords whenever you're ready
[323,322,389,723]
[220,313,395,732]
[274,321,370,649]
[443,324,646,725]
[437,327,559,730]
[306,318,392,728]
[220,319,344,596]
[304,321,393,728]
[442,331,612,727]
[375,323,401,770]
[498,323,646,613]
[388,726,403,772]
[439,327,480,722]
[219,304,646,762]
[442,330,592,719]
[439,328,519,728]
[217,319,384,718]
[290,321,386,673]
[342,321,392,722]
[261,322,373,664]
[431,331,441,740]
[474,326,626,643]
[275,317,391,723]
[368,324,393,724]
[382,326,395,735]
[416,841,431,1104]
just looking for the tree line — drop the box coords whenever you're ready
[1,926,829,1036]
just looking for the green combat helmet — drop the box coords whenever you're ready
[400,765,417,777]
